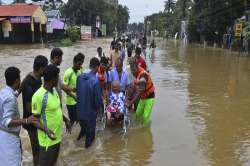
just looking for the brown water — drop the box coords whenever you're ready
[1,39,250,165]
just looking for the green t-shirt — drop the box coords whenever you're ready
[63,67,82,105]
[32,87,63,148]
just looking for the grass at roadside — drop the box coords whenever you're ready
[53,38,73,47]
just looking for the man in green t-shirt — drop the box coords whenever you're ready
[63,53,85,125]
[32,65,71,166]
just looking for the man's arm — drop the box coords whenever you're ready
[2,98,39,127]
[62,115,71,133]
[126,75,147,107]
[32,115,56,140]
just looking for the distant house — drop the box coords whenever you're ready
[45,9,65,41]
[0,3,47,43]
[45,9,61,21]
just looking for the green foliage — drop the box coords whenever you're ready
[145,0,192,37]
[62,0,129,35]
[116,5,130,34]
[54,38,73,47]
[164,0,176,14]
[231,37,241,51]
[148,0,246,44]
[66,26,80,42]
[128,23,145,33]
[145,12,168,36]
[188,0,245,44]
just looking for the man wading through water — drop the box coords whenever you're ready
[126,58,155,126]
[63,53,85,126]
[20,55,48,166]
[77,57,103,148]
[32,65,71,166]
[0,67,39,166]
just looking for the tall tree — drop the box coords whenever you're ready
[116,5,129,33]
[164,0,176,14]
[62,0,129,35]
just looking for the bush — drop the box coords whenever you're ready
[54,38,73,47]
[231,38,242,51]
[66,26,80,42]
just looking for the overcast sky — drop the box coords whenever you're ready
[3,0,165,23]
[119,0,165,23]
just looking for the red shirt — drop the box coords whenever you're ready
[136,56,147,71]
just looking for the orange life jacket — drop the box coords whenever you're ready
[134,67,155,99]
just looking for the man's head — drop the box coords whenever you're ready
[33,55,48,76]
[43,64,60,87]
[129,57,138,77]
[97,47,102,56]
[135,47,141,58]
[50,48,63,66]
[115,58,123,73]
[89,57,100,73]
[5,67,21,90]
[127,49,132,57]
[73,53,85,70]
[111,81,121,93]
[100,57,109,70]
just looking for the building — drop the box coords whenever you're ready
[0,3,47,43]
[45,10,61,21]
[45,9,65,41]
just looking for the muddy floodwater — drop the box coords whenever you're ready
[1,39,250,166]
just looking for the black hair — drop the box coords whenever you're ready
[73,53,85,64]
[97,47,102,52]
[135,47,141,55]
[43,64,60,82]
[5,66,20,86]
[100,57,109,65]
[33,55,48,71]
[50,48,63,60]
[127,50,132,57]
[89,57,100,69]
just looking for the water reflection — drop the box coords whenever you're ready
[182,43,250,165]
[57,126,154,165]
[2,39,250,165]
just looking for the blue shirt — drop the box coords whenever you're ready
[108,92,126,113]
[108,68,130,91]
[76,72,103,121]
[0,86,20,135]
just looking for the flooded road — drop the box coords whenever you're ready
[1,39,250,165]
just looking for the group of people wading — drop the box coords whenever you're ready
[0,36,156,166]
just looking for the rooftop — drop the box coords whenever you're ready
[0,3,39,17]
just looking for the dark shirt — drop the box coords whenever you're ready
[76,72,103,121]
[110,40,116,50]
[21,74,42,130]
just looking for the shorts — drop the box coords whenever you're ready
[67,105,77,124]
[39,143,60,166]
[136,98,155,125]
